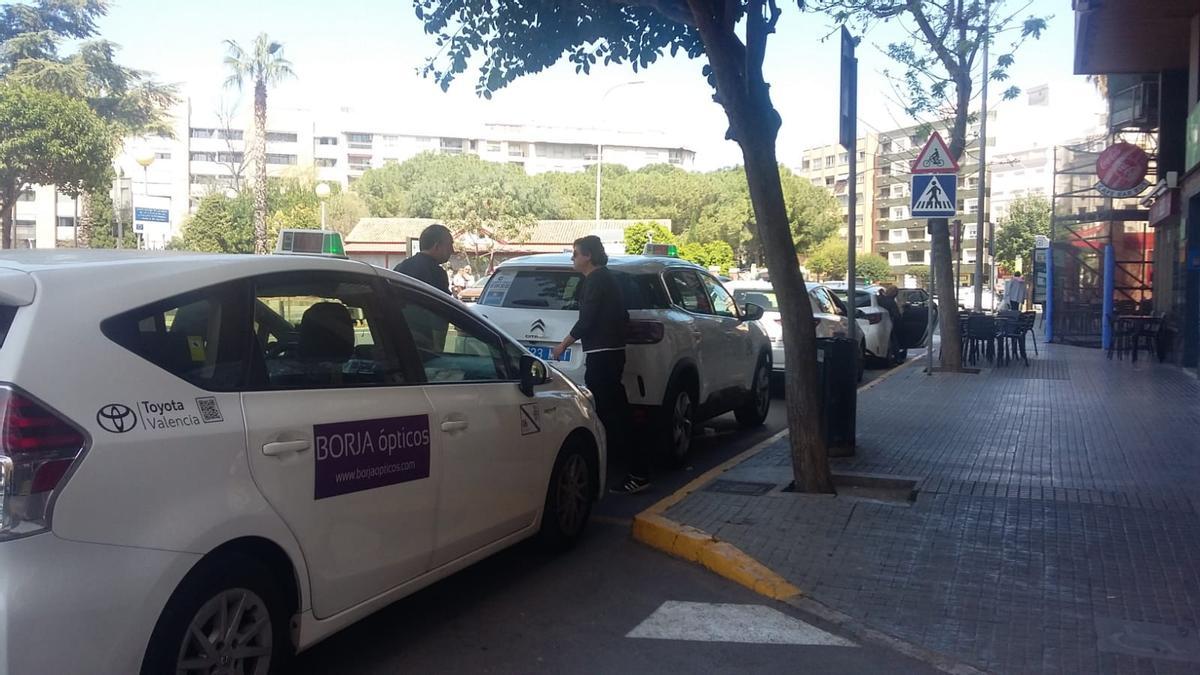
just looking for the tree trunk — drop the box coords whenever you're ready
[688,0,833,493]
[78,191,94,248]
[930,217,961,368]
[1,199,13,250]
[253,81,269,254]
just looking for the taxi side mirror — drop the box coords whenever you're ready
[741,303,765,322]
[519,353,550,397]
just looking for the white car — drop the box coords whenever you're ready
[473,253,773,463]
[725,281,853,382]
[826,282,935,364]
[0,250,605,675]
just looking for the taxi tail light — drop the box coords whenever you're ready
[0,385,87,541]
[625,321,665,344]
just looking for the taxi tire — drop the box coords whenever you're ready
[660,379,696,467]
[734,357,770,428]
[141,552,293,675]
[537,441,596,551]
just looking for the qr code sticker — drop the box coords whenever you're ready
[196,397,224,423]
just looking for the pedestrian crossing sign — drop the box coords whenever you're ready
[911,174,957,217]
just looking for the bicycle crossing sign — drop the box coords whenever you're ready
[910,131,959,174]
[911,174,957,217]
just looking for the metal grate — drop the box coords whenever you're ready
[704,479,777,497]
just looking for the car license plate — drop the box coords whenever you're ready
[525,344,570,362]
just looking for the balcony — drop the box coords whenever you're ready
[1109,81,1160,131]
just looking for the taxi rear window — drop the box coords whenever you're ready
[480,270,669,310]
[0,306,15,349]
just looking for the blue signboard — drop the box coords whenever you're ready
[910,174,957,217]
[134,207,170,223]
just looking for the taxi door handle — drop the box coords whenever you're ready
[263,440,310,457]
[441,420,470,432]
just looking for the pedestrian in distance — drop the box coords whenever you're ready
[394,224,454,294]
[1004,271,1027,311]
[551,236,649,494]
[876,285,903,359]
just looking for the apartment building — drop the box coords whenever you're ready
[989,146,1055,222]
[14,99,695,249]
[795,133,880,253]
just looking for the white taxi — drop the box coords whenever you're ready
[725,281,853,382]
[473,253,772,464]
[0,250,605,674]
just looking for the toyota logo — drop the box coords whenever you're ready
[96,404,138,434]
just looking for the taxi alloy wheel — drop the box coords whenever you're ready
[555,453,591,536]
[176,588,273,675]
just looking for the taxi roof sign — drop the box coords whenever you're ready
[910,131,959,174]
[643,242,678,257]
[275,229,346,258]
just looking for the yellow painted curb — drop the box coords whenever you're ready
[631,357,919,604]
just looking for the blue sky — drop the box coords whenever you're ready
[98,0,1088,169]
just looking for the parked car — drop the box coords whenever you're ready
[474,253,773,463]
[458,274,491,303]
[825,282,935,364]
[725,280,855,383]
[0,250,605,674]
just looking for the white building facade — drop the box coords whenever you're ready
[14,99,696,249]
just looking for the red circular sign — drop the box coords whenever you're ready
[1096,142,1149,192]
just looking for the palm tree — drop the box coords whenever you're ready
[223,34,295,254]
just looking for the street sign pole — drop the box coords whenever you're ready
[927,246,935,375]
[911,131,960,374]
[840,27,858,349]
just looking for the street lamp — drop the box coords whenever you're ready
[315,182,331,229]
[131,149,156,250]
[595,80,645,225]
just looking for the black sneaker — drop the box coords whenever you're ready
[612,475,650,494]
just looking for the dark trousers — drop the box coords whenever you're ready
[584,350,647,477]
[1009,300,1021,311]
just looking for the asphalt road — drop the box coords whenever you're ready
[295,357,925,674]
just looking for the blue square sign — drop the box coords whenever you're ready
[911,174,957,217]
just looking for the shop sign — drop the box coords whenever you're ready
[1096,142,1150,198]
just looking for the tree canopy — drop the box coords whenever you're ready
[994,195,1050,271]
[805,237,891,283]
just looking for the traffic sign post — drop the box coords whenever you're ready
[910,131,959,375]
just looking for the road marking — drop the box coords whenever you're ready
[626,601,856,646]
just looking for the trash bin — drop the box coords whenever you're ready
[816,337,857,457]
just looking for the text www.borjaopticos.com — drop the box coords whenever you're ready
[334,461,417,484]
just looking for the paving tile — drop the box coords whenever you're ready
[664,344,1200,675]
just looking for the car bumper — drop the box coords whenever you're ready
[771,343,786,372]
[0,532,200,675]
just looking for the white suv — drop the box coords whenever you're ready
[0,250,604,674]
[473,254,773,463]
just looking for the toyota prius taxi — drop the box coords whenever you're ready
[0,248,605,675]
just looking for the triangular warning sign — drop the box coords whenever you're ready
[914,175,954,212]
[911,131,959,174]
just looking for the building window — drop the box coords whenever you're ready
[880,164,891,176]
[890,184,906,199]
[825,155,836,168]
[317,136,338,146]
[346,133,373,149]
[265,153,297,165]
[17,190,35,202]
[382,134,400,147]
[801,160,811,171]
[906,250,926,264]
[838,152,848,164]
[964,248,976,264]
[881,140,893,154]
[890,206,910,220]
[348,155,372,171]
[439,138,465,154]
[889,229,907,242]
[486,141,502,153]
[155,152,172,160]
[889,251,905,265]
[508,142,528,158]
[57,216,76,229]
[190,151,217,162]
[266,132,298,143]
[216,129,244,141]
[669,149,686,165]
[857,150,866,162]
[315,158,337,167]
[964,225,977,239]
[964,198,979,214]
[856,174,864,184]
[190,128,216,139]
[891,161,907,175]
[894,137,909,152]
[217,151,243,163]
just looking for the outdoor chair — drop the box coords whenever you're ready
[1131,316,1163,363]
[996,314,1028,366]
[965,314,996,366]
[1106,315,1137,361]
[1020,311,1038,356]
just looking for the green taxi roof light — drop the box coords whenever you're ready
[323,232,345,256]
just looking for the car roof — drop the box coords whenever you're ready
[725,280,826,292]
[823,281,884,293]
[496,253,707,274]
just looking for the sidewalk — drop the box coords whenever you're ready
[658,343,1200,674]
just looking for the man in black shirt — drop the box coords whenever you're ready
[552,236,648,494]
[394,224,454,294]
